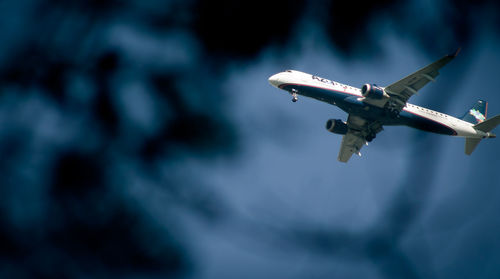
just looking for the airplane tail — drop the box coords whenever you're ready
[462,100,487,124]
[464,113,500,155]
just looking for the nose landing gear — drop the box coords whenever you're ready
[291,89,298,102]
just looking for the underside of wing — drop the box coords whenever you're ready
[384,48,460,111]
[337,115,384,163]
[338,131,366,162]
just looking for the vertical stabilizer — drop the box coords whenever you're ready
[462,100,487,124]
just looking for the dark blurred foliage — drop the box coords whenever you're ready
[0,0,499,278]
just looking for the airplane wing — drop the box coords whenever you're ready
[338,131,366,162]
[384,48,460,111]
[338,115,383,162]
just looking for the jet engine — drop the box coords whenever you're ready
[361,84,386,99]
[325,119,348,135]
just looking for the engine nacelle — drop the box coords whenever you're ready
[361,84,386,99]
[325,119,348,135]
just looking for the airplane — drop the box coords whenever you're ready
[268,49,500,162]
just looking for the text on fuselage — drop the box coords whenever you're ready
[312,75,337,86]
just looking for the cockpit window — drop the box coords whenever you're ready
[286,70,293,73]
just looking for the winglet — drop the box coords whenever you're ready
[449,47,461,57]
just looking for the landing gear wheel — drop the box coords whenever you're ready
[291,89,298,102]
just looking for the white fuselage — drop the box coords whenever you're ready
[269,70,488,139]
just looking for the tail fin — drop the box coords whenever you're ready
[462,100,487,124]
[464,113,500,155]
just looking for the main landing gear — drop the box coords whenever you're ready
[291,89,298,102]
[388,108,399,118]
[384,102,401,118]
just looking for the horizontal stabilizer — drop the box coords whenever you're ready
[474,114,500,133]
[465,114,500,155]
[465,138,481,155]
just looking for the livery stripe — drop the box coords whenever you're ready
[279,82,458,136]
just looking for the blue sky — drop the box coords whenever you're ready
[1,1,500,278]
[177,24,500,279]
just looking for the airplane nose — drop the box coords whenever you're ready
[268,73,282,88]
